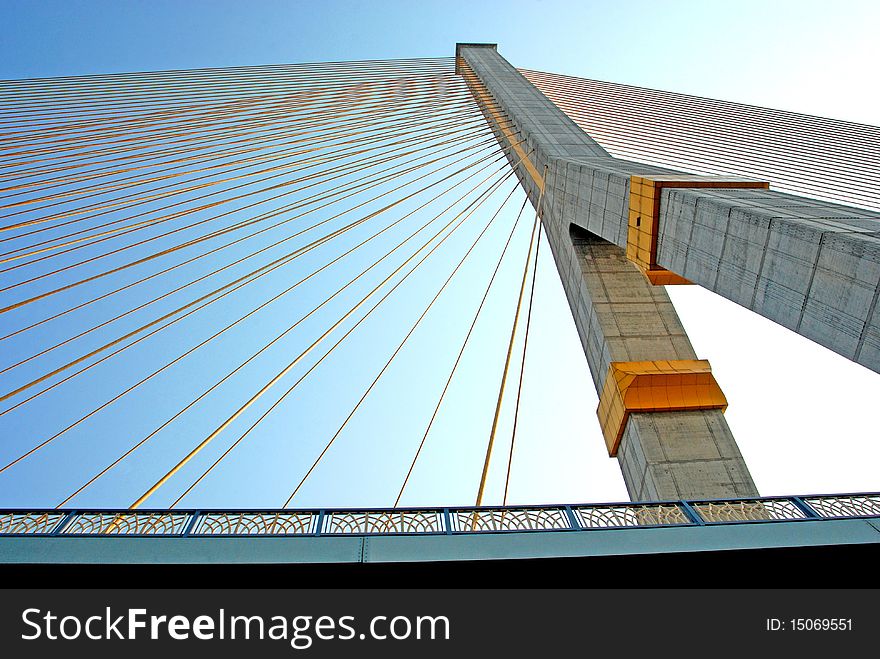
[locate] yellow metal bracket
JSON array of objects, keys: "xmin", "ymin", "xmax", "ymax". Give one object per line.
[
  {"xmin": 597, "ymin": 359, "xmax": 728, "ymax": 457},
  {"xmin": 627, "ymin": 175, "xmax": 769, "ymax": 285}
]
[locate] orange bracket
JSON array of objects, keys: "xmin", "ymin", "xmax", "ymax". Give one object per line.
[
  {"xmin": 627, "ymin": 175, "xmax": 769, "ymax": 285},
  {"xmin": 597, "ymin": 360, "xmax": 728, "ymax": 457}
]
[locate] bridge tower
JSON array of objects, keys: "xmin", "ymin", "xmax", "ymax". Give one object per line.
[
  {"xmin": 457, "ymin": 43, "xmax": 880, "ymax": 501},
  {"xmin": 457, "ymin": 43, "xmax": 756, "ymax": 500}
]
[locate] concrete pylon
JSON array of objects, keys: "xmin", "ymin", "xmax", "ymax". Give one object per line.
[
  {"xmin": 458, "ymin": 45, "xmax": 880, "ymax": 375},
  {"xmin": 457, "ymin": 43, "xmax": 759, "ymax": 500}
]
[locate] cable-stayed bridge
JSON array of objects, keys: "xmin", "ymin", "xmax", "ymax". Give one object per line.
[{"xmin": 0, "ymin": 44, "xmax": 878, "ymax": 566}]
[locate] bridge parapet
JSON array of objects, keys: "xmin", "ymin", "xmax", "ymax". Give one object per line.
[{"xmin": 3, "ymin": 492, "xmax": 878, "ymax": 537}]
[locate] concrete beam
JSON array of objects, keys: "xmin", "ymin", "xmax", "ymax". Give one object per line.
[{"xmin": 656, "ymin": 186, "xmax": 880, "ymax": 370}]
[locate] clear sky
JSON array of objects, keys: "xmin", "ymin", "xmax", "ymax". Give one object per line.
[{"xmin": 0, "ymin": 0, "xmax": 878, "ymax": 509}]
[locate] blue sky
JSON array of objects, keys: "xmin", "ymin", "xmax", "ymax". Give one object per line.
[
  {"xmin": 3, "ymin": 0, "xmax": 878, "ymax": 124},
  {"xmin": 0, "ymin": 0, "xmax": 878, "ymax": 509}
]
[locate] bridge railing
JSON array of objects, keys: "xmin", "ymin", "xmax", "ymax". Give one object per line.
[{"xmin": 1, "ymin": 493, "xmax": 878, "ymax": 537}]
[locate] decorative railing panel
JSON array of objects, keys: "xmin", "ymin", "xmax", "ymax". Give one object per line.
[
  {"xmin": 192, "ymin": 511, "xmax": 316, "ymax": 536},
  {"xmin": 575, "ymin": 504, "xmax": 689, "ymax": 528},
  {"xmin": 0, "ymin": 512, "xmax": 67, "ymax": 535},
  {"xmin": 323, "ymin": 510, "xmax": 443, "ymax": 534},
  {"xmin": 692, "ymin": 499, "xmax": 806, "ymax": 523},
  {"xmin": 804, "ymin": 494, "xmax": 880, "ymax": 519},
  {"xmin": 60, "ymin": 512, "xmax": 190, "ymax": 535},
  {"xmin": 451, "ymin": 507, "xmax": 569, "ymax": 532}
]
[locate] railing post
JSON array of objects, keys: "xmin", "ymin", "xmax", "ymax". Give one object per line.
[
  {"xmin": 789, "ymin": 497, "xmax": 821, "ymax": 519},
  {"xmin": 563, "ymin": 505, "xmax": 581, "ymax": 530},
  {"xmin": 314, "ymin": 510, "xmax": 325, "ymax": 536},
  {"xmin": 182, "ymin": 511, "xmax": 201, "ymax": 537},
  {"xmin": 443, "ymin": 508, "xmax": 452, "ymax": 534},
  {"xmin": 51, "ymin": 511, "xmax": 76, "ymax": 536},
  {"xmin": 678, "ymin": 501, "xmax": 705, "ymax": 525}
]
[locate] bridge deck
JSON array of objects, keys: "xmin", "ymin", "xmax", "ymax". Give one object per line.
[{"xmin": 2, "ymin": 493, "xmax": 877, "ymax": 564}]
